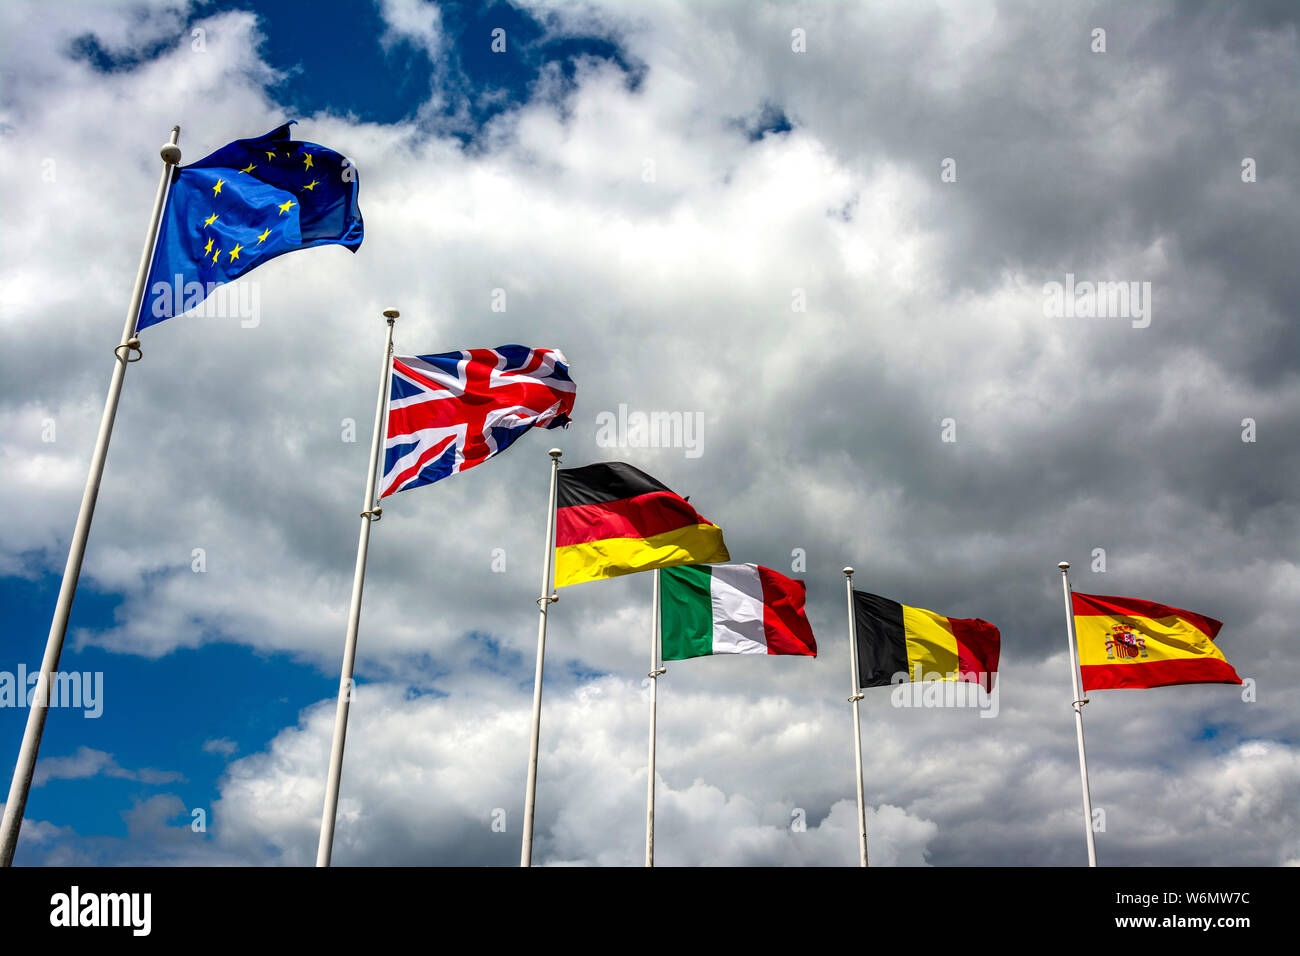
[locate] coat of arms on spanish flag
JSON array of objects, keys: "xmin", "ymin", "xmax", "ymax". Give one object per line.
[{"xmin": 1072, "ymin": 592, "xmax": 1241, "ymax": 691}]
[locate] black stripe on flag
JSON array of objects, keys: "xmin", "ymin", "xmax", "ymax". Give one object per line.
[
  {"xmin": 853, "ymin": 590, "xmax": 908, "ymax": 688},
  {"xmin": 557, "ymin": 461, "xmax": 675, "ymax": 508}
]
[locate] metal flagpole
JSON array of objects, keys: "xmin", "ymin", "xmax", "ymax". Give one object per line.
[
  {"xmin": 645, "ymin": 568, "xmax": 664, "ymax": 867},
  {"xmin": 1058, "ymin": 561, "xmax": 1098, "ymax": 867},
  {"xmin": 520, "ymin": 447, "xmax": 562, "ymax": 867},
  {"xmin": 843, "ymin": 567, "xmax": 869, "ymax": 867},
  {"xmin": 0, "ymin": 126, "xmax": 182, "ymax": 867},
  {"xmin": 315, "ymin": 308, "xmax": 398, "ymax": 867}
]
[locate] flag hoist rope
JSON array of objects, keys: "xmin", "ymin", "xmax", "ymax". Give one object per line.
[
  {"xmin": 645, "ymin": 568, "xmax": 664, "ymax": 867},
  {"xmin": 0, "ymin": 126, "xmax": 182, "ymax": 867},
  {"xmin": 843, "ymin": 567, "xmax": 869, "ymax": 867},
  {"xmin": 1058, "ymin": 560, "xmax": 1098, "ymax": 867},
  {"xmin": 520, "ymin": 448, "xmax": 562, "ymax": 866},
  {"xmin": 315, "ymin": 309, "xmax": 398, "ymax": 867}
]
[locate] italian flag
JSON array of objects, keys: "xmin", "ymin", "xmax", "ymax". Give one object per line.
[{"xmin": 660, "ymin": 563, "xmax": 817, "ymax": 660}]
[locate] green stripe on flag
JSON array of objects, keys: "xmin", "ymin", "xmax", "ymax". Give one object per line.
[{"xmin": 660, "ymin": 564, "xmax": 715, "ymax": 660}]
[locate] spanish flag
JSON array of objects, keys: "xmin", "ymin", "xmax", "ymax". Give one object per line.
[
  {"xmin": 554, "ymin": 462, "xmax": 729, "ymax": 588},
  {"xmin": 1073, "ymin": 592, "xmax": 1241, "ymax": 691},
  {"xmin": 852, "ymin": 590, "xmax": 1000, "ymax": 691}
]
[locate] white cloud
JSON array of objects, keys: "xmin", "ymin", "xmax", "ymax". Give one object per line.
[
  {"xmin": 376, "ymin": 0, "xmax": 443, "ymax": 57},
  {"xmin": 202, "ymin": 737, "xmax": 239, "ymax": 757},
  {"xmin": 32, "ymin": 746, "xmax": 183, "ymax": 787},
  {"xmin": 212, "ymin": 676, "xmax": 941, "ymax": 866}
]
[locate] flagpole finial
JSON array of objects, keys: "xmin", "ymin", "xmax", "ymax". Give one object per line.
[
  {"xmin": 549, "ymin": 448, "xmax": 562, "ymax": 459},
  {"xmin": 1058, "ymin": 561, "xmax": 1070, "ymax": 571},
  {"xmin": 842, "ymin": 566, "xmax": 854, "ymax": 576},
  {"xmin": 383, "ymin": 308, "xmax": 399, "ymax": 322}
]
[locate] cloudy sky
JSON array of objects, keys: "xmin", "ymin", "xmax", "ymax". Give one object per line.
[{"xmin": 0, "ymin": 0, "xmax": 1296, "ymax": 867}]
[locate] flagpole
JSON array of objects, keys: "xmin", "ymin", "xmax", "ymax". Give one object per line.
[
  {"xmin": 645, "ymin": 568, "xmax": 664, "ymax": 867},
  {"xmin": 843, "ymin": 567, "xmax": 869, "ymax": 867},
  {"xmin": 0, "ymin": 127, "xmax": 182, "ymax": 867},
  {"xmin": 1058, "ymin": 561, "xmax": 1098, "ymax": 866},
  {"xmin": 315, "ymin": 308, "xmax": 398, "ymax": 868},
  {"xmin": 520, "ymin": 447, "xmax": 562, "ymax": 867}
]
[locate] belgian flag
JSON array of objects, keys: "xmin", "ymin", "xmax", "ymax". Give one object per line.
[
  {"xmin": 852, "ymin": 590, "xmax": 1001, "ymax": 691},
  {"xmin": 554, "ymin": 462, "xmax": 729, "ymax": 588},
  {"xmin": 1073, "ymin": 592, "xmax": 1241, "ymax": 691}
]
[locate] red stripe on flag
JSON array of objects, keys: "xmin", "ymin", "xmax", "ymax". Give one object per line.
[
  {"xmin": 949, "ymin": 617, "xmax": 1000, "ymax": 691},
  {"xmin": 1071, "ymin": 592, "xmax": 1222, "ymax": 640},
  {"xmin": 1081, "ymin": 657, "xmax": 1242, "ymax": 691},
  {"xmin": 555, "ymin": 491, "xmax": 705, "ymax": 547},
  {"xmin": 757, "ymin": 567, "xmax": 817, "ymax": 657}
]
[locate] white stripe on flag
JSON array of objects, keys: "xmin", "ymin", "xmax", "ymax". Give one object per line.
[{"xmin": 709, "ymin": 563, "xmax": 767, "ymax": 654}]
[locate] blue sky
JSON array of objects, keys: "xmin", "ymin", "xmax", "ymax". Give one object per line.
[
  {"xmin": 1, "ymin": 0, "xmax": 1297, "ymax": 867},
  {"xmin": 123, "ymin": 0, "xmax": 636, "ymax": 131},
  {"xmin": 1, "ymin": 541, "xmax": 338, "ymax": 853}
]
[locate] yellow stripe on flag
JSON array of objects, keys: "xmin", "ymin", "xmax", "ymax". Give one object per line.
[
  {"xmin": 554, "ymin": 523, "xmax": 729, "ymax": 588},
  {"xmin": 1075, "ymin": 613, "xmax": 1229, "ymax": 666},
  {"xmin": 901, "ymin": 605, "xmax": 960, "ymax": 681}
]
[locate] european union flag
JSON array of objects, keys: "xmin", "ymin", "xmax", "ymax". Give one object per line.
[{"xmin": 139, "ymin": 123, "xmax": 363, "ymax": 330}]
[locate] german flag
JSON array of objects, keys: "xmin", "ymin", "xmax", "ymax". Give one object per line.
[
  {"xmin": 852, "ymin": 591, "xmax": 1000, "ymax": 691},
  {"xmin": 1073, "ymin": 592, "xmax": 1241, "ymax": 691},
  {"xmin": 554, "ymin": 462, "xmax": 729, "ymax": 588}
]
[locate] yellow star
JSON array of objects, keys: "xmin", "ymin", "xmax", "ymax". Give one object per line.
[
  {"xmin": 277, "ymin": 198, "xmax": 296, "ymax": 215},
  {"xmin": 256, "ymin": 227, "xmax": 271, "ymax": 244},
  {"xmin": 303, "ymin": 179, "xmax": 319, "ymax": 191},
  {"xmin": 239, "ymin": 162, "xmax": 256, "ymax": 174},
  {"xmin": 204, "ymin": 237, "xmax": 213, "ymax": 255},
  {"xmin": 203, "ymin": 213, "xmax": 219, "ymax": 227},
  {"xmin": 228, "ymin": 243, "xmax": 243, "ymax": 262},
  {"xmin": 211, "ymin": 247, "xmax": 221, "ymax": 265},
  {"xmin": 213, "ymin": 178, "xmax": 225, "ymax": 196},
  {"xmin": 265, "ymin": 150, "xmax": 276, "ymax": 161},
  {"xmin": 303, "ymin": 153, "xmax": 314, "ymax": 170}
]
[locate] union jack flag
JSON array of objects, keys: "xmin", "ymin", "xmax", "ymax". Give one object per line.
[{"xmin": 380, "ymin": 346, "xmax": 575, "ymax": 497}]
